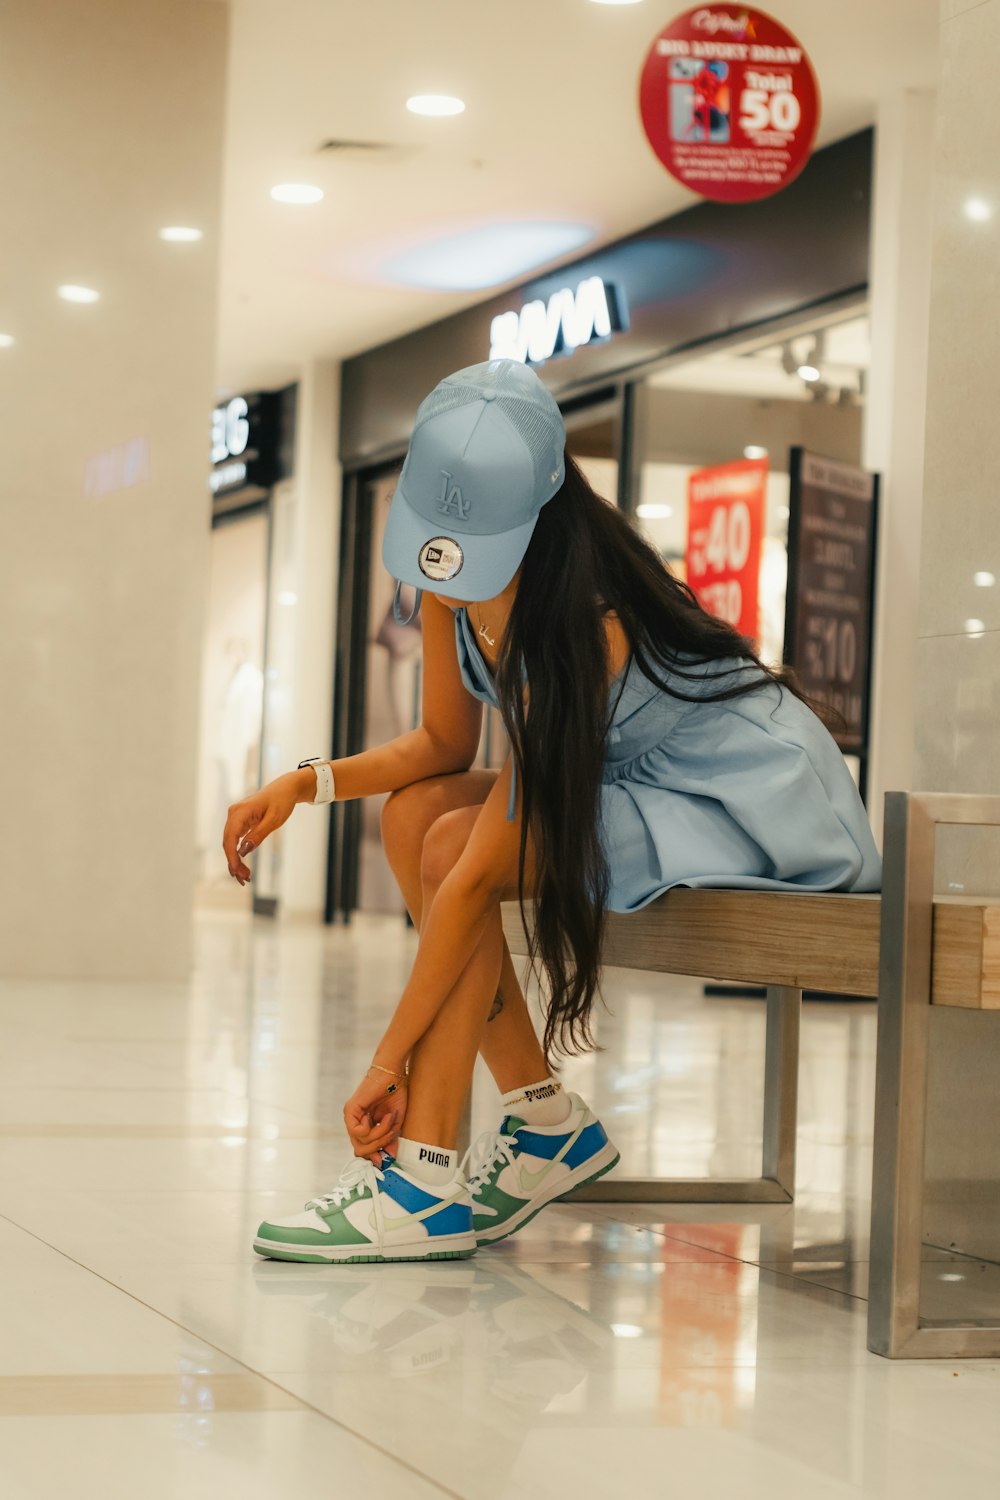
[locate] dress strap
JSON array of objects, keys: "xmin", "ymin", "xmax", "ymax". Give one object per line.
[
  {"xmin": 392, "ymin": 581, "xmax": 422, "ymax": 626},
  {"xmin": 506, "ymin": 760, "xmax": 518, "ymax": 823}
]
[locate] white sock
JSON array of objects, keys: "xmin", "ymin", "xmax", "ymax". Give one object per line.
[
  {"xmin": 395, "ymin": 1136, "xmax": 458, "ymax": 1187},
  {"xmin": 501, "ymin": 1077, "xmax": 573, "ymax": 1127}
]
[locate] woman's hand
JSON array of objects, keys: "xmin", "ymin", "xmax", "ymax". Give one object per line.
[
  {"xmin": 222, "ymin": 770, "xmax": 306, "ymax": 885},
  {"xmin": 344, "ymin": 1070, "xmax": 408, "ymax": 1161}
]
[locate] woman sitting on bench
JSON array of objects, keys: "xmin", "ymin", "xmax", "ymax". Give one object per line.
[{"xmin": 223, "ymin": 359, "xmax": 881, "ymax": 1266}]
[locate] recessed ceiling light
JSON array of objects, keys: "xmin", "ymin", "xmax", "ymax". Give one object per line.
[
  {"xmin": 744, "ymin": 445, "xmax": 768, "ymax": 459},
  {"xmin": 964, "ymin": 618, "xmax": 986, "ymax": 637},
  {"xmin": 0, "ymin": 333, "xmax": 15, "ymax": 348},
  {"xmin": 58, "ymin": 284, "xmax": 100, "ymax": 303},
  {"xmin": 406, "ymin": 94, "xmax": 465, "ymax": 117},
  {"xmin": 964, "ymin": 196, "xmax": 993, "ymax": 223},
  {"xmin": 973, "ymin": 571, "xmax": 996, "ymax": 587},
  {"xmin": 636, "ymin": 503, "xmax": 673, "ymax": 520},
  {"xmin": 383, "ymin": 221, "xmax": 594, "ymax": 291},
  {"xmin": 610, "ymin": 1323, "xmax": 644, "ymax": 1338},
  {"xmin": 270, "ymin": 183, "xmax": 324, "ymax": 204},
  {"xmin": 160, "ymin": 226, "xmax": 203, "ymax": 242},
  {"xmin": 797, "ymin": 364, "xmax": 820, "ymax": 382},
  {"xmin": 277, "ymin": 590, "xmax": 298, "ymax": 607}
]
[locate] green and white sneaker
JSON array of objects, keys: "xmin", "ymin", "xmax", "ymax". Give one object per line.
[
  {"xmin": 464, "ymin": 1093, "xmax": 620, "ymax": 1246},
  {"xmin": 254, "ymin": 1155, "xmax": 476, "ymax": 1264}
]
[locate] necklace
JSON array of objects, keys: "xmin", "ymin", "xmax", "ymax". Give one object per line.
[{"xmin": 474, "ymin": 603, "xmax": 496, "ymax": 649}]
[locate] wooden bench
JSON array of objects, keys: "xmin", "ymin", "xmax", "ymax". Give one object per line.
[{"xmin": 502, "ymin": 791, "xmax": 1000, "ymax": 1360}]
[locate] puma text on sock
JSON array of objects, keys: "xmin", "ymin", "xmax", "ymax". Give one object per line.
[
  {"xmin": 395, "ymin": 1136, "xmax": 459, "ymax": 1186},
  {"xmin": 500, "ymin": 1077, "xmax": 572, "ymax": 1126}
]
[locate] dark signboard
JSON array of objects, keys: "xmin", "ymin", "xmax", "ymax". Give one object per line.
[
  {"xmin": 784, "ymin": 448, "xmax": 879, "ymax": 765},
  {"xmin": 209, "ymin": 390, "xmax": 281, "ymax": 504}
]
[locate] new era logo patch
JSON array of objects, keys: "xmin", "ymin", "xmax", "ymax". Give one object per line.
[{"xmin": 418, "ymin": 536, "xmax": 464, "ymax": 582}]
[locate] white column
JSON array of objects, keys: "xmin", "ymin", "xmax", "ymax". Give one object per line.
[
  {"xmin": 913, "ymin": 0, "xmax": 1000, "ymax": 1260},
  {"xmin": 862, "ymin": 89, "xmax": 937, "ymax": 841},
  {"xmin": 0, "ymin": 0, "xmax": 227, "ymax": 980}
]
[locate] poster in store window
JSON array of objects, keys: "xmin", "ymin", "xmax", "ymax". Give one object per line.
[
  {"xmin": 639, "ymin": 6, "xmax": 821, "ymax": 204},
  {"xmin": 784, "ymin": 448, "xmax": 879, "ymax": 756},
  {"xmin": 685, "ymin": 457, "xmax": 767, "ymax": 642}
]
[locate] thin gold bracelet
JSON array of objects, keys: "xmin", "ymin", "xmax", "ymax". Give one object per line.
[
  {"xmin": 368, "ymin": 1062, "xmax": 408, "ymax": 1081},
  {"xmin": 502, "ymin": 1081, "xmax": 563, "ymax": 1110}
]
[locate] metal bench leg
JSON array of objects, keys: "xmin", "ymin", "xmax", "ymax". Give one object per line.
[
  {"xmin": 868, "ymin": 791, "xmax": 1000, "ymax": 1358},
  {"xmin": 868, "ymin": 792, "xmax": 933, "ymax": 1357},
  {"xmin": 568, "ymin": 983, "xmax": 800, "ymax": 1205},
  {"xmin": 762, "ymin": 984, "xmax": 801, "ymax": 1199}
]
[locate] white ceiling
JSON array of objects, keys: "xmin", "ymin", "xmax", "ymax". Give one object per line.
[{"xmin": 215, "ymin": 0, "xmax": 939, "ymax": 393}]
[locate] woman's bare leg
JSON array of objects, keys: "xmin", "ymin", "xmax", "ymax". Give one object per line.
[
  {"xmin": 476, "ymin": 943, "xmax": 550, "ymax": 1093},
  {"xmin": 380, "ymin": 780, "xmax": 548, "ymax": 1121},
  {"xmin": 398, "ymin": 806, "xmax": 507, "ymax": 1145}
]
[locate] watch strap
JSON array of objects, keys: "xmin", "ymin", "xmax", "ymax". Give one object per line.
[{"xmin": 297, "ymin": 758, "xmax": 336, "ymax": 806}]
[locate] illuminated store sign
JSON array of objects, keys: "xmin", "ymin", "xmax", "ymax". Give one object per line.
[
  {"xmin": 209, "ymin": 460, "xmax": 248, "ymax": 494},
  {"xmin": 211, "ymin": 397, "xmax": 250, "ymax": 464},
  {"xmin": 209, "ymin": 391, "xmax": 279, "ymax": 499},
  {"xmin": 489, "ymin": 276, "xmax": 628, "ymax": 365}
]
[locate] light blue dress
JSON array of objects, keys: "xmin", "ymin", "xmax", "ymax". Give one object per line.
[{"xmin": 454, "ymin": 608, "xmax": 881, "ymax": 912}]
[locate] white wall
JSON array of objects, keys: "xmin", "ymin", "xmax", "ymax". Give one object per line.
[{"xmin": 0, "ymin": 0, "xmax": 228, "ymax": 979}]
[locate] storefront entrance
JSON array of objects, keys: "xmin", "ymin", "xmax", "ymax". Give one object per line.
[{"xmin": 330, "ymin": 132, "xmax": 876, "ymax": 919}]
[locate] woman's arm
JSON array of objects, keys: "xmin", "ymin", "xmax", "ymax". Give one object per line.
[
  {"xmin": 313, "ymin": 592, "xmax": 483, "ymax": 800},
  {"xmin": 223, "ymin": 594, "xmax": 482, "ymax": 881},
  {"xmin": 371, "ymin": 757, "xmax": 526, "ymax": 1071}
]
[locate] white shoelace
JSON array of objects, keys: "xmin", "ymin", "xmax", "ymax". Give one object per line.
[
  {"xmin": 462, "ymin": 1129, "xmax": 518, "ymax": 1194},
  {"xmin": 306, "ymin": 1158, "xmax": 387, "ymax": 1242}
]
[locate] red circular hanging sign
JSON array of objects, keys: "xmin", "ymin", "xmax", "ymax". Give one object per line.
[{"xmin": 639, "ymin": 6, "xmax": 820, "ymax": 204}]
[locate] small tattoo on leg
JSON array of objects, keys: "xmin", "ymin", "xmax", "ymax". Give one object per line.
[{"xmin": 487, "ymin": 991, "xmax": 504, "ymax": 1022}]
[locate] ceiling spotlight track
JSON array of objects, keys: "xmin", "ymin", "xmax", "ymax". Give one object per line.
[{"xmin": 317, "ymin": 138, "xmax": 392, "ymax": 155}]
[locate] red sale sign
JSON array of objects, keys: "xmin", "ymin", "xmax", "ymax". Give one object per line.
[
  {"xmin": 685, "ymin": 458, "xmax": 767, "ymax": 641},
  {"xmin": 639, "ymin": 6, "xmax": 820, "ymax": 203}
]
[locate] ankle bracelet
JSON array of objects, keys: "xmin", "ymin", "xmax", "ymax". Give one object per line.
[{"xmin": 502, "ymin": 1080, "xmax": 563, "ymax": 1110}]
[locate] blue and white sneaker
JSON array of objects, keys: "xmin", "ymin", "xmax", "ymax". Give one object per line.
[
  {"xmin": 253, "ymin": 1155, "xmax": 476, "ymax": 1263},
  {"xmin": 464, "ymin": 1093, "xmax": 620, "ymax": 1246}
]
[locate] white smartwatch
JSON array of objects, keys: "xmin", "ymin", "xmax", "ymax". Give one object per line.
[{"xmin": 297, "ymin": 757, "xmax": 336, "ymax": 806}]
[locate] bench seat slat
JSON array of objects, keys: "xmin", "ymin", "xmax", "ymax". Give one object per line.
[{"xmin": 501, "ymin": 890, "xmax": 1000, "ymax": 1007}]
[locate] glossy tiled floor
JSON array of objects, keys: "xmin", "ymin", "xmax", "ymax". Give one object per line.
[{"xmin": 1, "ymin": 912, "xmax": 998, "ymax": 1500}]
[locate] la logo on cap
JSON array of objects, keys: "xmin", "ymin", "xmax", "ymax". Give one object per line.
[{"xmin": 437, "ymin": 469, "xmax": 470, "ymax": 521}]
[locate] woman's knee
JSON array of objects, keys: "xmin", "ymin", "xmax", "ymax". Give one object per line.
[
  {"xmin": 380, "ymin": 782, "xmax": 440, "ymax": 868},
  {"xmin": 381, "ymin": 772, "xmax": 493, "ymax": 871},
  {"xmin": 420, "ymin": 807, "xmax": 477, "ymax": 890}
]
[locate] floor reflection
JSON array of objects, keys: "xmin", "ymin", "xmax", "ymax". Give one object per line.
[{"xmin": 0, "ymin": 912, "xmax": 998, "ymax": 1499}]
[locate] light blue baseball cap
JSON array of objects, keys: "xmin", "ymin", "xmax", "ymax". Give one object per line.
[{"xmin": 382, "ymin": 359, "xmax": 566, "ymax": 608}]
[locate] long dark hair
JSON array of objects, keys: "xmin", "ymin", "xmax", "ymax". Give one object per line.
[{"xmin": 493, "ymin": 454, "xmax": 821, "ymax": 1062}]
